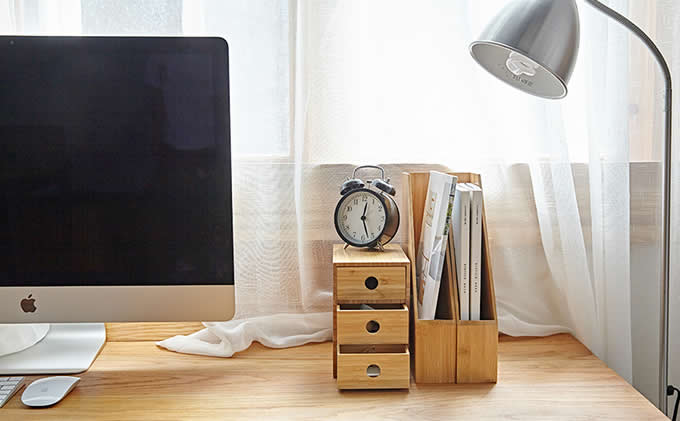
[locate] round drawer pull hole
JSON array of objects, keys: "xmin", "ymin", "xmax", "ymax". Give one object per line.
[
  {"xmin": 364, "ymin": 276, "xmax": 379, "ymax": 290},
  {"xmin": 366, "ymin": 364, "xmax": 381, "ymax": 378},
  {"xmin": 366, "ymin": 320, "xmax": 380, "ymax": 333}
]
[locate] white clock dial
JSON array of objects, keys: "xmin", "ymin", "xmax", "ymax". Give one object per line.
[{"xmin": 336, "ymin": 190, "xmax": 386, "ymax": 246}]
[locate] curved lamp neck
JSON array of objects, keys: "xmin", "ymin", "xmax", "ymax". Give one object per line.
[{"xmin": 584, "ymin": 0, "xmax": 671, "ymax": 85}]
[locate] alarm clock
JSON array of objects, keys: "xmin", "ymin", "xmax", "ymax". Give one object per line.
[{"xmin": 334, "ymin": 165, "xmax": 400, "ymax": 250}]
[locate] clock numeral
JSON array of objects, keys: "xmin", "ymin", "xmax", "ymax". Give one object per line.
[
  {"xmin": 347, "ymin": 205, "xmax": 352, "ymax": 212},
  {"xmin": 343, "ymin": 215, "xmax": 347, "ymax": 220},
  {"xmin": 371, "ymin": 233, "xmax": 375, "ymax": 238},
  {"xmin": 361, "ymin": 234, "xmax": 365, "ymax": 241},
  {"xmin": 352, "ymin": 232, "xmax": 357, "ymax": 237},
  {"xmin": 380, "ymin": 216, "xmax": 384, "ymax": 222},
  {"xmin": 362, "ymin": 195, "xmax": 367, "ymax": 202},
  {"xmin": 354, "ymin": 199, "xmax": 359, "ymax": 205},
  {"xmin": 372, "ymin": 198, "xmax": 375, "ymax": 204}
]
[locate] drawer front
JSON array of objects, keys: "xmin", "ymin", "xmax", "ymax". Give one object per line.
[
  {"xmin": 337, "ymin": 345, "xmax": 410, "ymax": 389},
  {"xmin": 337, "ymin": 304, "xmax": 408, "ymax": 344},
  {"xmin": 336, "ymin": 266, "xmax": 406, "ymax": 302}
]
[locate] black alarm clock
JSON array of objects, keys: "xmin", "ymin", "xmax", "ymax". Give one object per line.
[{"xmin": 334, "ymin": 165, "xmax": 399, "ymax": 250}]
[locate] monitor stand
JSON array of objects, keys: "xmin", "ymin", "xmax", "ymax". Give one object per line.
[{"xmin": 0, "ymin": 324, "xmax": 106, "ymax": 375}]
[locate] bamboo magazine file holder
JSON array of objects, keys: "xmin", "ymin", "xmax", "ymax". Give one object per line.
[{"xmin": 403, "ymin": 171, "xmax": 498, "ymax": 384}]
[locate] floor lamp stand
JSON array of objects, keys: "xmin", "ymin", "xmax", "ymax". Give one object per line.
[{"xmin": 585, "ymin": 0, "xmax": 672, "ymax": 413}]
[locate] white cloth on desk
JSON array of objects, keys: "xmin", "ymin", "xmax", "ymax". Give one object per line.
[{"xmin": 156, "ymin": 312, "xmax": 332, "ymax": 357}]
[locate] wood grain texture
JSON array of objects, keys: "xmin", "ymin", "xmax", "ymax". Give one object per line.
[
  {"xmin": 405, "ymin": 171, "xmax": 458, "ymax": 383},
  {"xmin": 332, "ymin": 244, "xmax": 410, "ymax": 388},
  {"xmin": 402, "ymin": 171, "xmax": 424, "ymax": 321},
  {"xmin": 1, "ymin": 334, "xmax": 665, "ymax": 420},
  {"xmin": 404, "ymin": 171, "xmax": 498, "ymax": 384},
  {"xmin": 332, "ymin": 244, "xmax": 410, "ymax": 266},
  {"xmin": 337, "ymin": 304, "xmax": 408, "ymax": 344},
  {"xmin": 105, "ymin": 322, "xmax": 205, "ymax": 342},
  {"xmin": 456, "ymin": 321, "xmax": 499, "ymax": 383},
  {"xmin": 410, "ymin": 256, "xmax": 457, "ymax": 383},
  {"xmin": 333, "ymin": 262, "xmax": 338, "ymax": 378},
  {"xmin": 413, "ymin": 318, "xmax": 457, "ymax": 383},
  {"xmin": 337, "ymin": 344, "xmax": 410, "ymax": 389},
  {"xmin": 336, "ymin": 266, "xmax": 407, "ymax": 303}
]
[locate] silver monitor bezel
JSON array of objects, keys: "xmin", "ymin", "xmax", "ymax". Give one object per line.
[{"xmin": 1, "ymin": 285, "xmax": 235, "ymax": 322}]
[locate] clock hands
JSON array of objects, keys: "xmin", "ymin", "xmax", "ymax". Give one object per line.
[{"xmin": 361, "ymin": 202, "xmax": 369, "ymax": 238}]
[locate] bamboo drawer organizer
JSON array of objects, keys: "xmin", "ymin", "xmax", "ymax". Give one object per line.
[
  {"xmin": 332, "ymin": 244, "xmax": 411, "ymax": 389},
  {"xmin": 403, "ymin": 171, "xmax": 498, "ymax": 384}
]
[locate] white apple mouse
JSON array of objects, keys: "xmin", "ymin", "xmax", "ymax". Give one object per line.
[{"xmin": 21, "ymin": 376, "xmax": 80, "ymax": 407}]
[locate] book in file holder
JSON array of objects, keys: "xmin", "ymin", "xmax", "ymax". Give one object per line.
[{"xmin": 402, "ymin": 171, "xmax": 498, "ymax": 384}]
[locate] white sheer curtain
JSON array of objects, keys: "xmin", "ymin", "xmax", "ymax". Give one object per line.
[
  {"xmin": 290, "ymin": 0, "xmax": 640, "ymax": 379},
  {"xmin": 2, "ymin": 0, "xmax": 677, "ymax": 408}
]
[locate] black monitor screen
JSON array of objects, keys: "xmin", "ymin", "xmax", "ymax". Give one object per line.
[{"xmin": 0, "ymin": 37, "xmax": 233, "ymax": 287}]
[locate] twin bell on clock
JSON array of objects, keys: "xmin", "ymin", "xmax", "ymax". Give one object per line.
[{"xmin": 334, "ymin": 165, "xmax": 399, "ymax": 251}]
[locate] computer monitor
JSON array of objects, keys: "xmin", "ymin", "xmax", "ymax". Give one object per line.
[{"xmin": 0, "ymin": 36, "xmax": 235, "ymax": 373}]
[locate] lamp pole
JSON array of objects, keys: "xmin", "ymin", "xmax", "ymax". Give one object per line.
[
  {"xmin": 469, "ymin": 0, "xmax": 672, "ymax": 413},
  {"xmin": 583, "ymin": 0, "xmax": 672, "ymax": 413}
]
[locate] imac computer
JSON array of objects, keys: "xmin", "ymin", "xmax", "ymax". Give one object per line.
[{"xmin": 0, "ymin": 36, "xmax": 235, "ymax": 374}]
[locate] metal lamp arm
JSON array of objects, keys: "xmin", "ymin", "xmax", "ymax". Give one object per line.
[
  {"xmin": 584, "ymin": 0, "xmax": 673, "ymax": 412},
  {"xmin": 584, "ymin": 0, "xmax": 671, "ymax": 83}
]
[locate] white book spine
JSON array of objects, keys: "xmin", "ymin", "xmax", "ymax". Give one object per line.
[
  {"xmin": 466, "ymin": 183, "xmax": 483, "ymax": 321},
  {"xmin": 452, "ymin": 185, "xmax": 470, "ymax": 321}
]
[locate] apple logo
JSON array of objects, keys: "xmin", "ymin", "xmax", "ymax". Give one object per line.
[{"xmin": 20, "ymin": 294, "xmax": 37, "ymax": 313}]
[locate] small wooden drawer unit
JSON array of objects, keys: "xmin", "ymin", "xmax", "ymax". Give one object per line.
[{"xmin": 333, "ymin": 244, "xmax": 411, "ymax": 390}]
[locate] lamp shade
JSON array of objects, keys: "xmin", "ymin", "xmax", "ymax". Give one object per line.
[{"xmin": 469, "ymin": 0, "xmax": 580, "ymax": 99}]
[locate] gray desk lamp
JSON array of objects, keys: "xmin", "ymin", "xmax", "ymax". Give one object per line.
[{"xmin": 469, "ymin": 0, "xmax": 672, "ymax": 412}]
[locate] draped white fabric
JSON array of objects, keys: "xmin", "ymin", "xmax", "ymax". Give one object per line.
[{"xmin": 1, "ymin": 0, "xmax": 678, "ymax": 408}]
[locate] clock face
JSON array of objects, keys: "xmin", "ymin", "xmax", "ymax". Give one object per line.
[{"xmin": 335, "ymin": 189, "xmax": 386, "ymax": 247}]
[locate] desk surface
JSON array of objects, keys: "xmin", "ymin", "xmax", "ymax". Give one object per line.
[{"xmin": 2, "ymin": 329, "xmax": 665, "ymax": 420}]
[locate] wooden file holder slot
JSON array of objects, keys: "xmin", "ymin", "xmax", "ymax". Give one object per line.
[{"xmin": 403, "ymin": 171, "xmax": 498, "ymax": 384}]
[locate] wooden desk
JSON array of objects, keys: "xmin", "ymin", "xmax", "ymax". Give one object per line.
[{"xmin": 2, "ymin": 326, "xmax": 665, "ymax": 420}]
